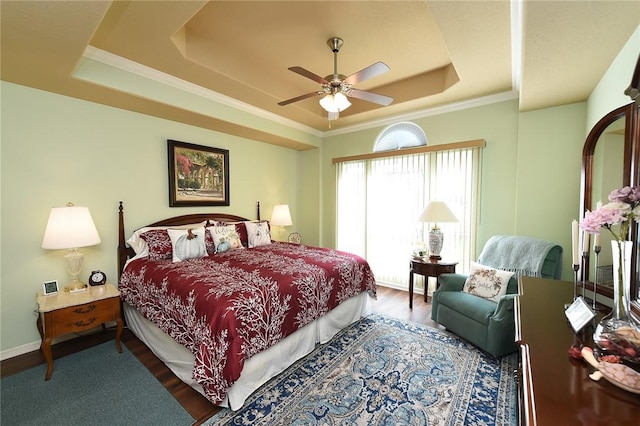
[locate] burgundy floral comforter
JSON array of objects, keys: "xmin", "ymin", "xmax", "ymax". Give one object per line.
[{"xmin": 119, "ymin": 242, "xmax": 376, "ymax": 405}]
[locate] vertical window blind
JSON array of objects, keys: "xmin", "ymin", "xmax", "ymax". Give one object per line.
[{"xmin": 335, "ymin": 141, "xmax": 483, "ymax": 289}]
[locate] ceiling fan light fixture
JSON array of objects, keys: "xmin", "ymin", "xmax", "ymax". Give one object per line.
[
  {"xmin": 334, "ymin": 92, "xmax": 351, "ymax": 110},
  {"xmin": 319, "ymin": 92, "xmax": 351, "ymax": 113},
  {"xmin": 319, "ymin": 94, "xmax": 338, "ymax": 112}
]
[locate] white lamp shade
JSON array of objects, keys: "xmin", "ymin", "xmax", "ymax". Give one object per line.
[
  {"xmin": 418, "ymin": 201, "xmax": 458, "ymax": 224},
  {"xmin": 42, "ymin": 205, "xmax": 101, "ymax": 249},
  {"xmin": 319, "ymin": 94, "xmax": 339, "ymax": 112},
  {"xmin": 319, "ymin": 93, "xmax": 351, "ymax": 113},
  {"xmin": 333, "ymin": 92, "xmax": 351, "ymax": 111},
  {"xmin": 270, "ymin": 204, "xmax": 293, "ymax": 227}
]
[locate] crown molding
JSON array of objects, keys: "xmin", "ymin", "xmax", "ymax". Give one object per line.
[
  {"xmin": 82, "ymin": 46, "xmax": 520, "ymax": 142},
  {"xmin": 322, "ymin": 91, "xmax": 519, "ymax": 137},
  {"xmin": 82, "ymin": 46, "xmax": 323, "ymax": 138}
]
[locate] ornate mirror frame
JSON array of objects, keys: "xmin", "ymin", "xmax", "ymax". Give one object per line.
[{"xmin": 580, "ymin": 54, "xmax": 640, "ymax": 307}]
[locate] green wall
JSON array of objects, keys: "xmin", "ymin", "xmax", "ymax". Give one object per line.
[
  {"xmin": 587, "ymin": 25, "xmax": 640, "ymax": 129},
  {"xmin": 515, "ymin": 102, "xmax": 587, "ymax": 244},
  {"xmin": 0, "ymin": 82, "xmax": 299, "ymax": 354},
  {"xmin": 296, "ymin": 149, "xmax": 322, "ymax": 247}
]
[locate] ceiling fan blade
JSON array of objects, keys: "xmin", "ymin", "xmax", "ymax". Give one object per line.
[
  {"xmin": 288, "ymin": 67, "xmax": 329, "ymax": 85},
  {"xmin": 343, "ymin": 61, "xmax": 390, "ymax": 85},
  {"xmin": 348, "ymin": 89, "xmax": 393, "ymax": 106},
  {"xmin": 278, "ymin": 91, "xmax": 323, "ymax": 106}
]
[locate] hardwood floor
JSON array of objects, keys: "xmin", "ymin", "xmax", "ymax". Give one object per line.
[{"xmin": 1, "ymin": 286, "xmax": 436, "ymax": 425}]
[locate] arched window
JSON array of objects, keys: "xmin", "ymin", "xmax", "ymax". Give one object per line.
[{"xmin": 373, "ymin": 122, "xmax": 427, "ymax": 152}]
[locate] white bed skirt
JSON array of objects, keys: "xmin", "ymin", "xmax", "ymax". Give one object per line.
[{"xmin": 123, "ymin": 292, "xmax": 372, "ymax": 410}]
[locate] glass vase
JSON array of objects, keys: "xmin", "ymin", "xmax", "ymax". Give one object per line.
[{"xmin": 594, "ymin": 240, "xmax": 640, "ymax": 365}]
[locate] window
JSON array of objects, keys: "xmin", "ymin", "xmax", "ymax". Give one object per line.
[
  {"xmin": 374, "ymin": 122, "xmax": 427, "ymax": 152},
  {"xmin": 335, "ymin": 140, "xmax": 483, "ymax": 289}
]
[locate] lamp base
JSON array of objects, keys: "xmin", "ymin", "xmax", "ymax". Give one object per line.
[
  {"xmin": 64, "ymin": 280, "xmax": 88, "ymax": 293},
  {"xmin": 428, "ymin": 226, "xmax": 444, "ymax": 259},
  {"xmin": 63, "ymin": 249, "xmax": 87, "ymax": 292},
  {"xmin": 429, "ymin": 255, "xmax": 442, "ymax": 261}
]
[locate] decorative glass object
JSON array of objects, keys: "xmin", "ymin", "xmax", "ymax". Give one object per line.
[{"xmin": 594, "ymin": 241, "xmax": 640, "ymax": 367}]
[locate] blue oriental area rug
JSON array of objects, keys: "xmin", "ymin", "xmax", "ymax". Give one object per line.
[{"xmin": 206, "ymin": 314, "xmax": 517, "ymax": 425}]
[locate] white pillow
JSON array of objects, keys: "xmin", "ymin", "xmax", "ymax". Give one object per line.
[
  {"xmin": 462, "ymin": 262, "xmax": 514, "ymax": 303},
  {"xmin": 245, "ymin": 221, "xmax": 271, "ymax": 248},
  {"xmin": 207, "ymin": 224, "xmax": 243, "ymax": 252},
  {"xmin": 126, "ymin": 221, "xmax": 207, "ymax": 257},
  {"xmin": 167, "ymin": 227, "xmax": 207, "ymax": 262}
]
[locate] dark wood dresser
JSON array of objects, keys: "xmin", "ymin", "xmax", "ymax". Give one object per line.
[{"xmin": 514, "ymin": 276, "xmax": 640, "ymax": 425}]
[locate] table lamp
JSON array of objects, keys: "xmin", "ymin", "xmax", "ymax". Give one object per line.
[
  {"xmin": 41, "ymin": 203, "xmax": 101, "ymax": 292},
  {"xmin": 270, "ymin": 204, "xmax": 293, "ymax": 241},
  {"xmin": 418, "ymin": 201, "xmax": 458, "ymax": 260}
]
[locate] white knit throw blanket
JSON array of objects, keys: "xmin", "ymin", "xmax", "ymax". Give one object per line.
[{"xmin": 477, "ymin": 235, "xmax": 559, "ymax": 278}]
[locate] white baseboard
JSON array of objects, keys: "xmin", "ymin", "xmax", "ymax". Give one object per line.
[
  {"xmin": 1, "ymin": 322, "xmax": 118, "ymax": 361},
  {"xmin": 1, "ymin": 340, "xmax": 41, "ymax": 361},
  {"xmin": 376, "ymin": 280, "xmax": 433, "ymax": 296}
]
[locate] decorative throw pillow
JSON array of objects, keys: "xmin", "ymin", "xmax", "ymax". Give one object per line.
[
  {"xmin": 207, "ymin": 224, "xmax": 243, "ymax": 253},
  {"xmin": 167, "ymin": 227, "xmax": 207, "ymax": 262},
  {"xmin": 462, "ymin": 262, "xmax": 514, "ymax": 303},
  {"xmin": 234, "ymin": 222, "xmax": 250, "ymax": 248},
  {"xmin": 204, "ymin": 228, "xmax": 216, "ymax": 255},
  {"xmin": 245, "ymin": 221, "xmax": 272, "ymax": 248},
  {"xmin": 126, "ymin": 221, "xmax": 207, "ymax": 257},
  {"xmin": 140, "ymin": 229, "xmax": 172, "ymax": 261}
]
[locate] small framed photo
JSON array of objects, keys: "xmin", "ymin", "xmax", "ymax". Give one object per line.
[
  {"xmin": 565, "ymin": 296, "xmax": 596, "ymax": 333},
  {"xmin": 42, "ymin": 280, "xmax": 59, "ymax": 295}
]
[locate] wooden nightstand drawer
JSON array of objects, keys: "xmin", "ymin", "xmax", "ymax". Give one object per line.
[
  {"xmin": 50, "ymin": 297, "xmax": 118, "ymax": 335},
  {"xmin": 36, "ymin": 283, "xmax": 123, "ymax": 380}
]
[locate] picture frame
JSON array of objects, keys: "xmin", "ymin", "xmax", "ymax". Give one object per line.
[
  {"xmin": 42, "ymin": 280, "xmax": 59, "ymax": 295},
  {"xmin": 168, "ymin": 140, "xmax": 230, "ymax": 207},
  {"xmin": 564, "ymin": 296, "xmax": 596, "ymax": 333}
]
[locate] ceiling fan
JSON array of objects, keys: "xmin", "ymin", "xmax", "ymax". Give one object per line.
[{"xmin": 278, "ymin": 37, "xmax": 393, "ymax": 121}]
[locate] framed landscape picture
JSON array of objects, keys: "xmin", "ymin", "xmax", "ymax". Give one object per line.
[{"xmin": 168, "ymin": 139, "xmax": 230, "ymax": 207}]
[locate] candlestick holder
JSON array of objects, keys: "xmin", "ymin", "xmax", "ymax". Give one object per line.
[
  {"xmin": 582, "ymin": 252, "xmax": 589, "ymax": 299},
  {"xmin": 592, "ymin": 245, "xmax": 601, "ymax": 310},
  {"xmin": 573, "ymin": 264, "xmax": 579, "ymax": 301}
]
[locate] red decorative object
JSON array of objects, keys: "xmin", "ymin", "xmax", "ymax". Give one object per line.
[{"xmin": 568, "ymin": 344, "xmax": 583, "ymax": 359}]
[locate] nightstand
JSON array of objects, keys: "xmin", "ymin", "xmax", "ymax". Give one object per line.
[
  {"xmin": 36, "ymin": 282, "xmax": 123, "ymax": 380},
  {"xmin": 409, "ymin": 259, "xmax": 458, "ymax": 308}
]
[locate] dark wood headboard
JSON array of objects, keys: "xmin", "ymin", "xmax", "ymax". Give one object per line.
[{"xmin": 117, "ymin": 201, "xmax": 261, "ymax": 282}]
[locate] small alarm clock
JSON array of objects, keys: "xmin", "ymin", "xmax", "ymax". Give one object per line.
[{"xmin": 89, "ymin": 270, "xmax": 107, "ymax": 286}]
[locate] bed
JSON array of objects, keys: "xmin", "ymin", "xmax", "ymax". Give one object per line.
[{"xmin": 116, "ymin": 202, "xmax": 376, "ymax": 410}]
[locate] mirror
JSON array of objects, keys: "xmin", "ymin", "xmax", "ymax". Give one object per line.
[
  {"xmin": 590, "ymin": 117, "xmax": 625, "ymax": 268},
  {"xmin": 580, "ymin": 54, "xmax": 640, "ymax": 306},
  {"xmin": 581, "ymin": 105, "xmax": 630, "ymax": 292},
  {"xmin": 580, "ymin": 101, "xmax": 639, "ymax": 303},
  {"xmin": 591, "ymin": 116, "xmax": 625, "ymax": 211},
  {"xmin": 581, "ymin": 115, "xmax": 628, "ymax": 298}
]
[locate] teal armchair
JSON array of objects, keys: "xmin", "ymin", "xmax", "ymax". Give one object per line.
[{"xmin": 430, "ymin": 235, "xmax": 563, "ymax": 357}]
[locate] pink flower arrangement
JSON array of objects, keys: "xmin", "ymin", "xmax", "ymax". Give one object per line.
[{"xmin": 580, "ymin": 186, "xmax": 640, "ymax": 242}]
